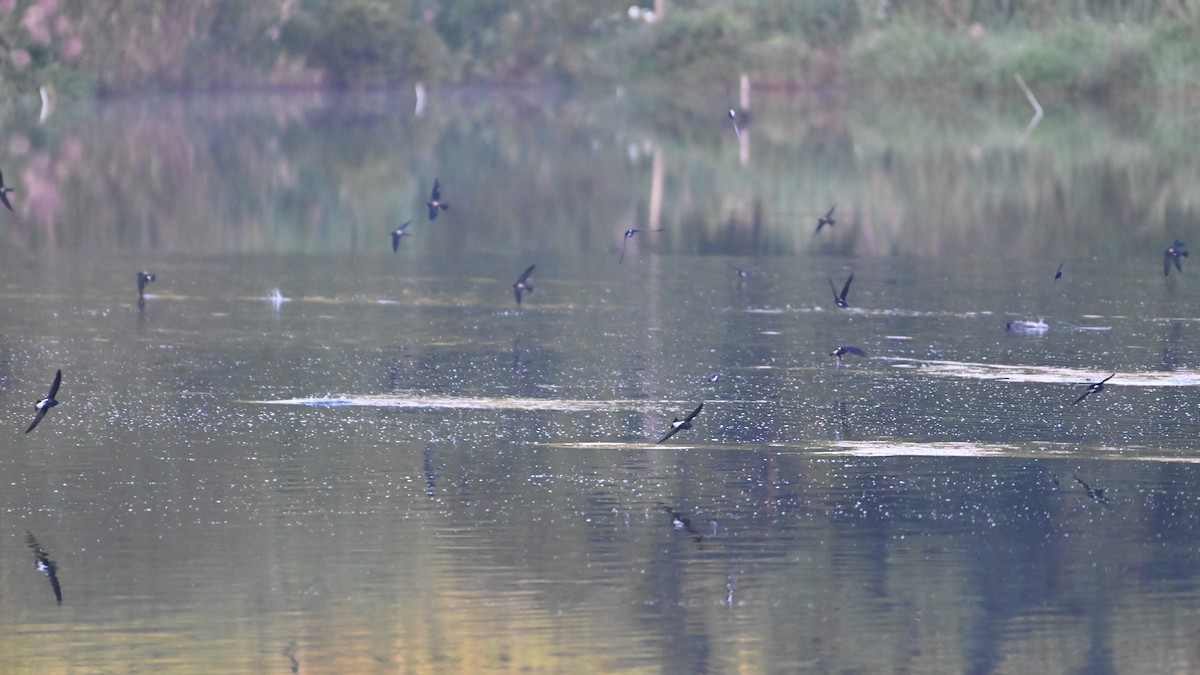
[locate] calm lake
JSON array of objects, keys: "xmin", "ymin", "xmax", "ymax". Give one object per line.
[{"xmin": 2, "ymin": 86, "xmax": 1200, "ymax": 673}]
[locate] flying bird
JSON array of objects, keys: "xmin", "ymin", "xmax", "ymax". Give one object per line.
[
  {"xmin": 618, "ymin": 228, "xmax": 660, "ymax": 263},
  {"xmin": 391, "ymin": 221, "xmax": 412, "ymax": 252},
  {"xmin": 136, "ymin": 270, "xmax": 156, "ymax": 297},
  {"xmin": 829, "ymin": 272, "xmax": 854, "ymax": 308},
  {"xmin": 657, "ymin": 402, "xmax": 703, "ymax": 444},
  {"xmin": 813, "ymin": 204, "xmax": 836, "ymax": 237},
  {"xmin": 26, "ymin": 369, "xmax": 62, "ymax": 433},
  {"xmin": 1054, "ymin": 262, "xmax": 1064, "ymax": 282},
  {"xmin": 1072, "ymin": 373, "xmax": 1114, "ymax": 405},
  {"xmin": 0, "ymin": 169, "xmax": 14, "ymax": 212},
  {"xmin": 25, "ymin": 532, "xmax": 62, "ymax": 605},
  {"xmin": 426, "ymin": 179, "xmax": 449, "ymax": 221},
  {"xmin": 727, "ymin": 108, "xmax": 741, "ymax": 140},
  {"xmin": 830, "ymin": 346, "xmax": 865, "ymax": 365},
  {"xmin": 512, "ymin": 264, "xmax": 535, "ymax": 305},
  {"xmin": 1164, "ymin": 239, "xmax": 1188, "ymax": 276},
  {"xmin": 689, "ymin": 372, "xmax": 724, "ymax": 395}
]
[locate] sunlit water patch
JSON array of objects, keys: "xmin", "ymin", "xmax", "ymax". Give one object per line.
[
  {"xmin": 801, "ymin": 440, "xmax": 1200, "ymax": 462},
  {"xmin": 258, "ymin": 395, "xmax": 704, "ymax": 412},
  {"xmin": 882, "ymin": 358, "xmax": 1200, "ymax": 386}
]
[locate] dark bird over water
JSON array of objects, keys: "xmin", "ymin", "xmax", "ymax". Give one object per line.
[
  {"xmin": 830, "ymin": 346, "xmax": 865, "ymax": 364},
  {"xmin": 813, "ymin": 204, "xmax": 836, "ymax": 237},
  {"xmin": 25, "ymin": 532, "xmax": 62, "ymax": 605},
  {"xmin": 1073, "ymin": 475, "xmax": 1110, "ymax": 505},
  {"xmin": 829, "ymin": 272, "xmax": 854, "ymax": 308},
  {"xmin": 0, "ymin": 169, "xmax": 14, "ymax": 212},
  {"xmin": 136, "ymin": 270, "xmax": 156, "ymax": 297},
  {"xmin": 512, "ymin": 264, "xmax": 535, "ymax": 305},
  {"xmin": 426, "ymin": 179, "xmax": 449, "ymax": 221},
  {"xmin": 728, "ymin": 108, "xmax": 741, "ymax": 140},
  {"xmin": 26, "ymin": 369, "xmax": 61, "ymax": 433},
  {"xmin": 1054, "ymin": 262, "xmax": 1064, "ymax": 282},
  {"xmin": 1164, "ymin": 239, "xmax": 1188, "ymax": 276},
  {"xmin": 657, "ymin": 402, "xmax": 703, "ymax": 444},
  {"xmin": 391, "ymin": 220, "xmax": 412, "ymax": 252},
  {"xmin": 1072, "ymin": 373, "xmax": 1114, "ymax": 405},
  {"xmin": 619, "ymin": 227, "xmax": 660, "ymax": 263}
]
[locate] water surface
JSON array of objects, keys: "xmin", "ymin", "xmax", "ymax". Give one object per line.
[{"xmin": 2, "ymin": 88, "xmax": 1200, "ymax": 673}]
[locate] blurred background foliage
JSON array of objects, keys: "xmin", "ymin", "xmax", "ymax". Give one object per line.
[{"xmin": 0, "ymin": 0, "xmax": 1199, "ymax": 98}]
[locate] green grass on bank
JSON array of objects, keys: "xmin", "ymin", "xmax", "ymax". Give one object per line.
[
  {"xmin": 841, "ymin": 19, "xmax": 1200, "ymax": 98},
  {"xmin": 1, "ymin": 1, "xmax": 1199, "ymax": 99}
]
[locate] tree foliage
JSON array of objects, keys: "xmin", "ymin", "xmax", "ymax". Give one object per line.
[{"xmin": 0, "ymin": 0, "xmax": 1199, "ymax": 96}]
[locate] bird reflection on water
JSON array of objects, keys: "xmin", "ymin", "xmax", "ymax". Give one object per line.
[{"xmin": 26, "ymin": 532, "xmax": 62, "ymax": 605}]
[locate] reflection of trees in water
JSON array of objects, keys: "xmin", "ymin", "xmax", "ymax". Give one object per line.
[{"xmin": 6, "ymin": 92, "xmax": 1199, "ymax": 265}]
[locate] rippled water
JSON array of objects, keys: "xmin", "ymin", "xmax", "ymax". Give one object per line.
[{"xmin": 2, "ymin": 90, "xmax": 1200, "ymax": 673}]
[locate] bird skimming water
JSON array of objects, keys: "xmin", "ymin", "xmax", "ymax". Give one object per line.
[
  {"xmin": 813, "ymin": 204, "xmax": 836, "ymax": 237},
  {"xmin": 391, "ymin": 221, "xmax": 412, "ymax": 251},
  {"xmin": 512, "ymin": 264, "xmax": 535, "ymax": 305},
  {"xmin": 26, "ymin": 369, "xmax": 61, "ymax": 433},
  {"xmin": 427, "ymin": 179, "xmax": 449, "ymax": 221},
  {"xmin": 619, "ymin": 228, "xmax": 661, "ymax": 263},
  {"xmin": 1165, "ymin": 240, "xmax": 1188, "ymax": 276},
  {"xmin": 829, "ymin": 272, "xmax": 854, "ymax": 308},
  {"xmin": 657, "ymin": 402, "xmax": 703, "ymax": 444},
  {"xmin": 1072, "ymin": 373, "xmax": 1114, "ymax": 405}
]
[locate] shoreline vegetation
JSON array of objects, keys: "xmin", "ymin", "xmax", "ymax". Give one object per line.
[{"xmin": 1, "ymin": 1, "xmax": 1199, "ymax": 102}]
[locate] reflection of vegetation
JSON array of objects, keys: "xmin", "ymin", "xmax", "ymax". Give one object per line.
[{"xmin": 3, "ymin": 89, "xmax": 1200, "ymax": 264}]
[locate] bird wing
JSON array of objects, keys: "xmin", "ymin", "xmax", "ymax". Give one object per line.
[
  {"xmin": 684, "ymin": 402, "xmax": 704, "ymax": 422},
  {"xmin": 428, "ymin": 203, "xmax": 439, "ymax": 220},
  {"xmin": 392, "ymin": 231, "xmax": 401, "ymax": 252},
  {"xmin": 26, "ymin": 408, "xmax": 47, "ymax": 433},
  {"xmin": 1174, "ymin": 253, "xmax": 1184, "ymax": 273},
  {"xmin": 513, "ymin": 286, "xmax": 522, "ymax": 305},
  {"xmin": 843, "ymin": 346, "xmax": 866, "ymax": 356},
  {"xmin": 1099, "ymin": 373, "xmax": 1115, "ymax": 384},
  {"xmin": 657, "ymin": 426, "xmax": 679, "ymax": 444},
  {"xmin": 517, "ymin": 264, "xmax": 536, "ymax": 284},
  {"xmin": 1165, "ymin": 249, "xmax": 1173, "ymax": 276},
  {"xmin": 840, "ymin": 273, "xmax": 854, "ymax": 300},
  {"xmin": 430, "ymin": 179, "xmax": 440, "ymax": 202},
  {"xmin": 0, "ymin": 191, "xmax": 11, "ymax": 212},
  {"xmin": 48, "ymin": 370, "xmax": 62, "ymax": 399},
  {"xmin": 828, "ymin": 278, "xmax": 839, "ymax": 302},
  {"xmin": 1072, "ymin": 389, "xmax": 1092, "ymax": 405},
  {"xmin": 824, "ymin": 204, "xmax": 836, "ymax": 220}
]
